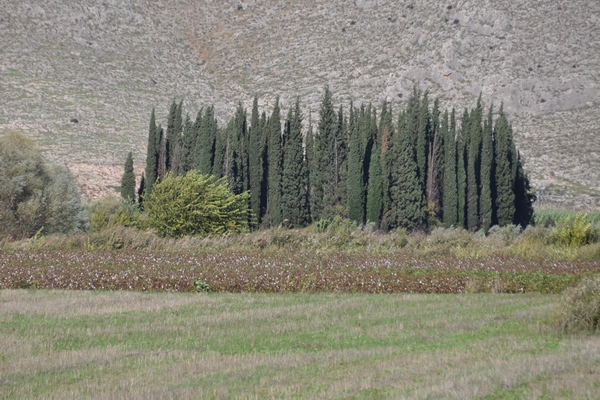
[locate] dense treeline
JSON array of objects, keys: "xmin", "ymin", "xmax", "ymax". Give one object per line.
[{"xmin": 140, "ymin": 88, "xmax": 534, "ymax": 232}]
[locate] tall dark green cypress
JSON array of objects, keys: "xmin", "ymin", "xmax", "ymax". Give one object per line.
[
  {"xmin": 178, "ymin": 114, "xmax": 195, "ymax": 175},
  {"xmin": 347, "ymin": 104, "xmax": 366, "ymax": 223},
  {"xmin": 494, "ymin": 104, "xmax": 516, "ymax": 226},
  {"xmin": 416, "ymin": 92, "xmax": 431, "ymax": 191},
  {"xmin": 226, "ymin": 102, "xmax": 248, "ymax": 195},
  {"xmin": 457, "ymin": 109, "xmax": 469, "ymax": 228},
  {"xmin": 265, "ymin": 96, "xmax": 283, "ymax": 226},
  {"xmin": 137, "ymin": 173, "xmax": 145, "ymax": 207},
  {"xmin": 366, "ymin": 105, "xmax": 383, "ymax": 226},
  {"xmin": 467, "ymin": 96, "xmax": 483, "ymax": 231},
  {"xmin": 442, "ymin": 109, "xmax": 458, "ymax": 227},
  {"xmin": 248, "ymin": 96, "xmax": 264, "ymax": 225},
  {"xmin": 513, "ymin": 152, "xmax": 535, "ymax": 227},
  {"xmin": 426, "ymin": 98, "xmax": 443, "ymax": 221},
  {"xmin": 334, "ymin": 105, "xmax": 348, "ymax": 209},
  {"xmin": 120, "ymin": 151, "xmax": 136, "ymax": 203},
  {"xmin": 380, "ymin": 102, "xmax": 394, "ymax": 230},
  {"xmin": 282, "ymin": 98, "xmax": 310, "ymax": 227},
  {"xmin": 313, "ymin": 86, "xmax": 337, "ymax": 219},
  {"xmin": 156, "ymin": 125, "xmax": 167, "ymax": 182},
  {"xmin": 144, "ymin": 108, "xmax": 158, "ymax": 195},
  {"xmin": 480, "ymin": 104, "xmax": 494, "ymax": 232},
  {"xmin": 388, "ymin": 111, "xmax": 425, "ymax": 230}
]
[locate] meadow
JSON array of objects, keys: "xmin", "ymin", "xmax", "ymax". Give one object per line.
[{"xmin": 2, "ymin": 290, "xmax": 600, "ymax": 399}]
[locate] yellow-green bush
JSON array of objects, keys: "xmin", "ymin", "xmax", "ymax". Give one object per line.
[{"xmin": 549, "ymin": 213, "xmax": 598, "ymax": 247}]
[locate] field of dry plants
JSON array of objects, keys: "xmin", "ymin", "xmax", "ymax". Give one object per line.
[{"xmin": 2, "ymin": 290, "xmax": 600, "ymax": 399}]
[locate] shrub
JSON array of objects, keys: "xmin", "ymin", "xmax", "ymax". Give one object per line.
[
  {"xmin": 549, "ymin": 213, "xmax": 598, "ymax": 247},
  {"xmin": 87, "ymin": 195, "xmax": 137, "ymax": 232},
  {"xmin": 144, "ymin": 171, "xmax": 253, "ymax": 237},
  {"xmin": 487, "ymin": 224, "xmax": 522, "ymax": 245},
  {"xmin": 555, "ymin": 275, "xmax": 600, "ymax": 335}
]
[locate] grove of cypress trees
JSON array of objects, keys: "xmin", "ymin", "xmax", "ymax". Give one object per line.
[{"xmin": 120, "ymin": 151, "xmax": 136, "ymax": 203}]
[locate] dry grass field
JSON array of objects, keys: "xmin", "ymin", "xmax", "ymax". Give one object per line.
[{"xmin": 1, "ymin": 290, "xmax": 599, "ymax": 399}]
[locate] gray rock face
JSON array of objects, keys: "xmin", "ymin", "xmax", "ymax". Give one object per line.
[{"xmin": 0, "ymin": 0, "xmax": 598, "ymax": 207}]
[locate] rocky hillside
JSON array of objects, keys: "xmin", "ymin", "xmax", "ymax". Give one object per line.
[{"xmin": 1, "ymin": 0, "xmax": 598, "ymax": 207}]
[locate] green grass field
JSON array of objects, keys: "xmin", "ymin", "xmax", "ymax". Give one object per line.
[{"xmin": 1, "ymin": 290, "xmax": 599, "ymax": 399}]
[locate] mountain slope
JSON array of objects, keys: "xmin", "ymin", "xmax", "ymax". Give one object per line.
[{"xmin": 1, "ymin": 0, "xmax": 598, "ymax": 207}]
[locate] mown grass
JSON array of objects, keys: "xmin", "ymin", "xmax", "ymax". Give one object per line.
[{"xmin": 1, "ymin": 290, "xmax": 599, "ymax": 399}]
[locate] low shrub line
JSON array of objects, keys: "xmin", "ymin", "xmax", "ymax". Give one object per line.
[{"xmin": 1, "ymin": 250, "xmax": 597, "ymax": 294}]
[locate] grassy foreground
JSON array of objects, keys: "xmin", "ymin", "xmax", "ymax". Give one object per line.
[{"xmin": 1, "ymin": 290, "xmax": 599, "ymax": 399}]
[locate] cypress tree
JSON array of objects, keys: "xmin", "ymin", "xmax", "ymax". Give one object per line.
[
  {"xmin": 366, "ymin": 119, "xmax": 383, "ymax": 226},
  {"xmin": 120, "ymin": 151, "xmax": 136, "ymax": 203},
  {"xmin": 156, "ymin": 125, "xmax": 167, "ymax": 182},
  {"xmin": 416, "ymin": 92, "xmax": 431, "ymax": 191},
  {"xmin": 265, "ymin": 96, "xmax": 283, "ymax": 226},
  {"xmin": 313, "ymin": 86, "xmax": 337, "ymax": 219},
  {"xmin": 380, "ymin": 103, "xmax": 394, "ymax": 230},
  {"xmin": 514, "ymin": 152, "xmax": 535, "ymax": 227},
  {"xmin": 137, "ymin": 173, "xmax": 145, "ymax": 207},
  {"xmin": 442, "ymin": 109, "xmax": 458, "ymax": 227},
  {"xmin": 480, "ymin": 105, "xmax": 494, "ymax": 232},
  {"xmin": 494, "ymin": 104, "xmax": 516, "ymax": 226},
  {"xmin": 212, "ymin": 126, "xmax": 225, "ymax": 179},
  {"xmin": 427, "ymin": 98, "xmax": 443, "ymax": 221},
  {"xmin": 226, "ymin": 102, "xmax": 248, "ymax": 195},
  {"xmin": 334, "ymin": 105, "xmax": 348, "ymax": 209},
  {"xmin": 457, "ymin": 109, "xmax": 469, "ymax": 228},
  {"xmin": 347, "ymin": 104, "xmax": 366, "ymax": 223},
  {"xmin": 165, "ymin": 101, "xmax": 177, "ymax": 171},
  {"xmin": 388, "ymin": 111, "xmax": 426, "ymax": 230},
  {"xmin": 144, "ymin": 108, "xmax": 158, "ymax": 195},
  {"xmin": 467, "ymin": 96, "xmax": 483, "ymax": 231},
  {"xmin": 248, "ymin": 96, "xmax": 264, "ymax": 225},
  {"xmin": 281, "ymin": 98, "xmax": 310, "ymax": 227},
  {"xmin": 179, "ymin": 113, "xmax": 196, "ymax": 174}
]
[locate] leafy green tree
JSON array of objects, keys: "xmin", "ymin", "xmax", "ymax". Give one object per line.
[
  {"xmin": 282, "ymin": 98, "xmax": 311, "ymax": 227},
  {"xmin": 120, "ymin": 151, "xmax": 136, "ymax": 203},
  {"xmin": 144, "ymin": 171, "xmax": 252, "ymax": 237},
  {"xmin": 0, "ymin": 131, "xmax": 86, "ymax": 239}
]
